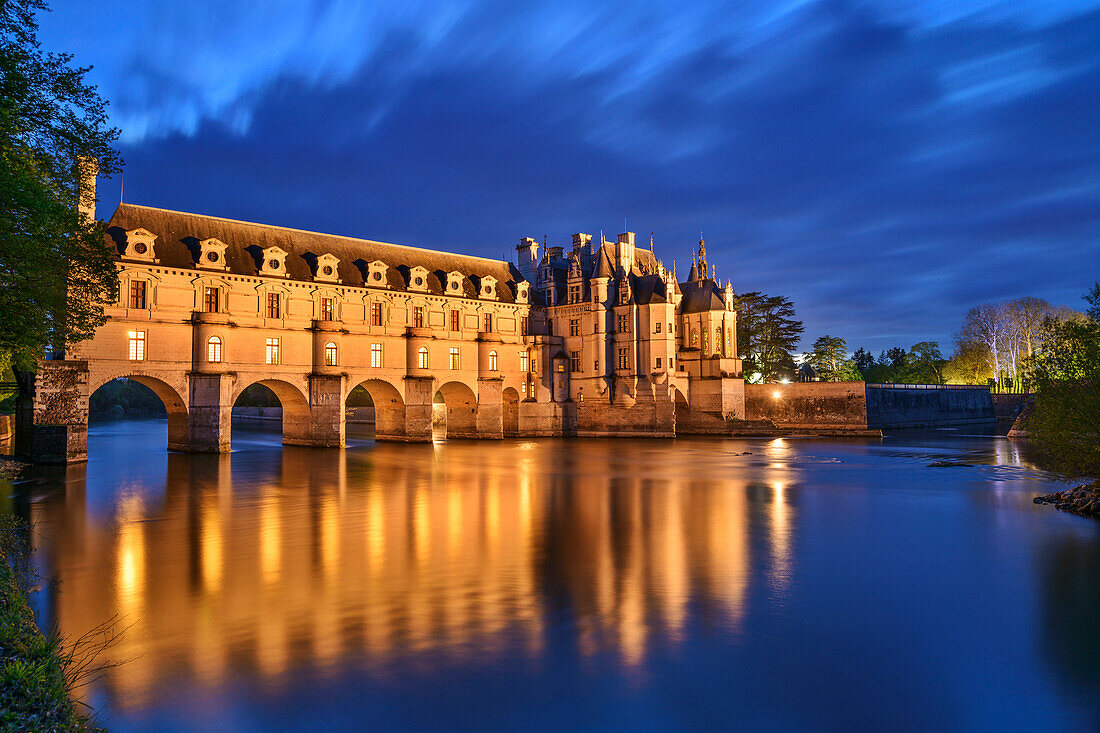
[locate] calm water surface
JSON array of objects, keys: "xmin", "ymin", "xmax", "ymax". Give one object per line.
[{"xmin": 5, "ymin": 420, "xmax": 1100, "ymax": 732}]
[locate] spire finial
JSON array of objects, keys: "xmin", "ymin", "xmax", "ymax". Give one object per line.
[{"xmin": 650, "ymin": 231, "xmax": 654, "ymax": 251}]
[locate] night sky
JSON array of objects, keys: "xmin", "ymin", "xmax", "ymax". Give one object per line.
[{"xmin": 41, "ymin": 0, "xmax": 1100, "ymax": 352}]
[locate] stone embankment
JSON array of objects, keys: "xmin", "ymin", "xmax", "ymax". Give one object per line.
[{"xmin": 1034, "ymin": 483, "xmax": 1100, "ymax": 519}]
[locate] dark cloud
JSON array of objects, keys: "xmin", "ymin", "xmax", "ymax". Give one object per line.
[{"xmin": 92, "ymin": 0, "xmax": 1100, "ymax": 351}]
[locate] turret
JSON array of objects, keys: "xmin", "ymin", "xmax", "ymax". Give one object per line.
[{"xmin": 516, "ymin": 237, "xmax": 539, "ymax": 282}]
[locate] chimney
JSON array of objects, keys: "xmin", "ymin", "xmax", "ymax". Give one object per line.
[{"xmin": 78, "ymin": 156, "xmax": 98, "ymax": 223}]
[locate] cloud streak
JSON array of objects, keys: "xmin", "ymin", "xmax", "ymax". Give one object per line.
[{"xmin": 41, "ymin": 0, "xmax": 1100, "ymax": 350}]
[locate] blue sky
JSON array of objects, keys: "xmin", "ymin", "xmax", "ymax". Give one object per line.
[{"xmin": 40, "ymin": 0, "xmax": 1100, "ymax": 352}]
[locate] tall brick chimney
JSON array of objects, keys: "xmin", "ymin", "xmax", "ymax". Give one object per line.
[{"xmin": 77, "ymin": 156, "xmax": 98, "ymax": 223}]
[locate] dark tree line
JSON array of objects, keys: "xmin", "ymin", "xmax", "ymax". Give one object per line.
[{"xmin": 731, "ymin": 292, "xmax": 804, "ymax": 383}]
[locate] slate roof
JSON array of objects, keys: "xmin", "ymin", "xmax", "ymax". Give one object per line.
[
  {"xmin": 104, "ymin": 203, "xmax": 523, "ymax": 301},
  {"xmin": 679, "ymin": 278, "xmax": 726, "ymax": 313}
]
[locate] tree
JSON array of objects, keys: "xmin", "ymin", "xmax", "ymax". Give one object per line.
[
  {"xmin": 732, "ymin": 292, "xmax": 804, "ymax": 383},
  {"xmin": 0, "ymin": 0, "xmax": 122, "ymax": 375},
  {"xmin": 852, "ymin": 347, "xmax": 875, "ymax": 375},
  {"xmin": 808, "ymin": 335, "xmax": 861, "ymax": 382},
  {"xmin": 899, "ymin": 341, "xmax": 945, "ymax": 384},
  {"xmin": 956, "ymin": 304, "xmax": 1009, "ymax": 390},
  {"xmin": 1026, "ymin": 298, "xmax": 1100, "ymax": 481},
  {"xmin": 943, "ymin": 339, "xmax": 991, "ymax": 385}
]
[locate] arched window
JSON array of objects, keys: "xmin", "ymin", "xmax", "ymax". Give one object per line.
[
  {"xmin": 716, "ymin": 327, "xmax": 723, "ymax": 355},
  {"xmin": 418, "ymin": 346, "xmax": 429, "ymax": 369},
  {"xmin": 691, "ymin": 329, "xmax": 699, "ymax": 346},
  {"xmin": 207, "ymin": 335, "xmax": 222, "ymax": 363},
  {"xmin": 489, "ymin": 350, "xmax": 498, "ymax": 371},
  {"xmin": 325, "ymin": 341, "xmax": 338, "ymax": 366}
]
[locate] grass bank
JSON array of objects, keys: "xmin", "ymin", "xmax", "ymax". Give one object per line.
[{"xmin": 0, "ymin": 516, "xmax": 103, "ymax": 732}]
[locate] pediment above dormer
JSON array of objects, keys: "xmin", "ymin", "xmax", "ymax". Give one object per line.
[
  {"xmin": 197, "ymin": 237, "xmax": 228, "ymax": 270},
  {"xmin": 478, "ymin": 275, "xmax": 498, "ymax": 300},
  {"xmin": 408, "ymin": 265, "xmax": 429, "ymax": 292},
  {"xmin": 365, "ymin": 260, "xmax": 389, "ymax": 288},
  {"xmin": 123, "ymin": 228, "xmax": 157, "ymax": 261},
  {"xmin": 260, "ymin": 246, "xmax": 289, "ymax": 277},
  {"xmin": 445, "ymin": 270, "xmax": 465, "ymax": 295},
  {"xmin": 314, "ymin": 253, "xmax": 341, "ymax": 283}
]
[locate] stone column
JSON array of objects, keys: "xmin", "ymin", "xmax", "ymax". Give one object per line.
[
  {"xmin": 26, "ymin": 360, "xmax": 90, "ymax": 464},
  {"xmin": 188, "ymin": 373, "xmax": 233, "ymax": 452},
  {"xmin": 309, "ymin": 373, "xmax": 345, "ymax": 447},
  {"xmin": 402, "ymin": 375, "xmax": 434, "ymax": 442},
  {"xmin": 476, "ymin": 377, "xmax": 504, "ymax": 439}
]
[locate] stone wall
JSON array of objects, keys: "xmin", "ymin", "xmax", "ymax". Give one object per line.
[
  {"xmin": 866, "ymin": 384, "xmax": 995, "ymax": 428},
  {"xmin": 745, "ymin": 382, "xmax": 868, "ymax": 430}
]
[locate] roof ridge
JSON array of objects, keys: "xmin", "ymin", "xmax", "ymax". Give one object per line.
[{"xmin": 114, "ymin": 202, "xmax": 510, "ymax": 270}]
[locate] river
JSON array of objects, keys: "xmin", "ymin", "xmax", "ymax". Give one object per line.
[{"xmin": 5, "ymin": 420, "xmax": 1100, "ymax": 731}]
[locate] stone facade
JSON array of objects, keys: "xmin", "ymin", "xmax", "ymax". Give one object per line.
[{"xmin": 26, "ymin": 193, "xmax": 750, "ymax": 462}]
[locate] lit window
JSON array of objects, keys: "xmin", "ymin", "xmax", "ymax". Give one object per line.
[
  {"xmin": 129, "ymin": 280, "xmax": 146, "ymax": 309},
  {"xmin": 320, "ymin": 297, "xmax": 334, "ymax": 321},
  {"xmin": 204, "ymin": 286, "xmax": 219, "ymax": 313},
  {"xmin": 128, "ymin": 330, "xmax": 146, "ymax": 361},
  {"xmin": 266, "ymin": 292, "xmax": 280, "ymax": 319},
  {"xmin": 371, "ymin": 302, "xmax": 383, "ymax": 326},
  {"xmin": 655, "ymin": 357, "xmax": 662, "ymax": 369},
  {"xmin": 418, "ymin": 346, "xmax": 429, "ymax": 369},
  {"xmin": 371, "ymin": 343, "xmax": 383, "ymax": 368},
  {"xmin": 594, "ymin": 360, "xmax": 599, "ymax": 372},
  {"xmin": 449, "ymin": 346, "xmax": 460, "ymax": 370},
  {"xmin": 325, "ymin": 341, "xmax": 338, "ymax": 366},
  {"xmin": 692, "ymin": 330, "xmax": 699, "ymax": 346},
  {"xmin": 519, "ymin": 352, "xmax": 529, "ymax": 372},
  {"xmin": 413, "ymin": 306, "xmax": 424, "ymax": 328},
  {"xmin": 521, "ymin": 382, "xmax": 527, "ymax": 395},
  {"xmin": 266, "ymin": 337, "xmax": 280, "ymax": 365},
  {"xmin": 520, "ymin": 317, "xmax": 528, "ymax": 336},
  {"xmin": 489, "ymin": 350, "xmax": 498, "ymax": 371},
  {"xmin": 207, "ymin": 336, "xmax": 222, "ymax": 363}
]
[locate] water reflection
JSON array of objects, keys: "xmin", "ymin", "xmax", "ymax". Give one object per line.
[
  {"xmin": 28, "ymin": 436, "xmax": 798, "ymax": 712},
  {"xmin": 13, "ymin": 424, "xmax": 1099, "ymax": 731}
]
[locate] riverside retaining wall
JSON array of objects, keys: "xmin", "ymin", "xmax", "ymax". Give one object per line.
[
  {"xmin": 744, "ymin": 382, "xmax": 869, "ymax": 430},
  {"xmin": 866, "ymin": 384, "xmax": 995, "ymax": 428}
]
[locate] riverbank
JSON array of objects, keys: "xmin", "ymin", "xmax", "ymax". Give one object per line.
[
  {"xmin": 1034, "ymin": 482, "xmax": 1100, "ymax": 520},
  {"xmin": 0, "ymin": 517, "xmax": 102, "ymax": 732}
]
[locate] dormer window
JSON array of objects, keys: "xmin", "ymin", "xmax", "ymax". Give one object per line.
[
  {"xmin": 408, "ymin": 266, "xmax": 429, "ymax": 292},
  {"xmin": 478, "ymin": 275, "xmax": 498, "ymax": 300},
  {"xmin": 445, "ymin": 271, "xmax": 465, "ymax": 295},
  {"xmin": 515, "ymin": 282, "xmax": 530, "ymax": 304},
  {"xmin": 198, "ymin": 238, "xmax": 228, "ymax": 270},
  {"xmin": 123, "ymin": 228, "xmax": 157, "ymax": 261},
  {"xmin": 366, "ymin": 260, "xmax": 389, "ymax": 288},
  {"xmin": 314, "ymin": 253, "xmax": 341, "ymax": 283},
  {"xmin": 260, "ymin": 246, "xmax": 289, "ymax": 277}
]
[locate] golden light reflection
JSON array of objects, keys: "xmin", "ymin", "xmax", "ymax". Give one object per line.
[{"xmin": 41, "ymin": 440, "xmax": 781, "ymax": 709}]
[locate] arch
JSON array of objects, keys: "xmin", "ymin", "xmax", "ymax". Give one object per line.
[
  {"xmin": 433, "ymin": 381, "xmax": 478, "ymax": 439},
  {"xmin": 88, "ymin": 374, "xmax": 189, "ymax": 452},
  {"xmin": 347, "ymin": 378, "xmax": 406, "ymax": 441},
  {"xmin": 502, "ymin": 387, "xmax": 520, "ymax": 437},
  {"xmin": 232, "ymin": 378, "xmax": 311, "ymax": 447}
]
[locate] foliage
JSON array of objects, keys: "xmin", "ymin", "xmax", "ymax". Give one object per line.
[
  {"xmin": 0, "ymin": 0, "xmax": 122, "ymax": 372},
  {"xmin": 1026, "ymin": 312, "xmax": 1100, "ymax": 481},
  {"xmin": 943, "ymin": 339, "xmax": 992, "ymax": 385},
  {"xmin": 807, "ymin": 335, "xmax": 862, "ymax": 381},
  {"xmin": 952, "ymin": 297, "xmax": 1073, "ymax": 391},
  {"xmin": 0, "ymin": 516, "xmax": 106, "ymax": 732},
  {"xmin": 898, "ymin": 341, "xmax": 945, "ymax": 384},
  {"xmin": 732, "ymin": 291, "xmax": 804, "ymax": 383}
]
